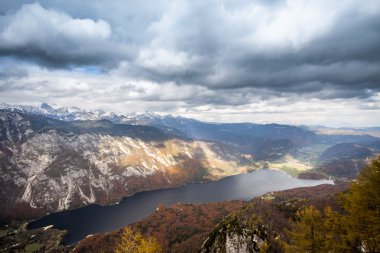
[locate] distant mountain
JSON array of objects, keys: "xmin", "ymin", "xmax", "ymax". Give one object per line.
[
  {"xmin": 0, "ymin": 103, "xmax": 318, "ymax": 160},
  {"xmin": 0, "ymin": 103, "xmax": 130, "ymax": 122},
  {"xmin": 319, "ymin": 143, "xmax": 374, "ymax": 162},
  {"xmin": 1, "ymin": 104, "xmax": 380, "ymax": 221},
  {"xmin": 2, "ymin": 103, "xmax": 378, "ymax": 147},
  {"xmin": 307, "ymin": 125, "xmax": 380, "ymax": 138},
  {"xmin": 123, "ymin": 113, "xmax": 317, "ymax": 145},
  {"xmin": 316, "ymin": 143, "xmax": 375, "ymax": 178},
  {"xmin": 121, "ymin": 110, "xmax": 380, "ymax": 162},
  {"xmin": 0, "ymin": 110, "xmax": 257, "ymax": 221},
  {"xmin": 121, "ymin": 112, "xmax": 321, "ymax": 160}
]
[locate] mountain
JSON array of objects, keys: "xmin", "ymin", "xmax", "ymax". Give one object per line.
[
  {"xmin": 0, "ymin": 103, "xmax": 127, "ymax": 122},
  {"xmin": 315, "ymin": 143, "xmax": 375, "ymax": 178},
  {"xmin": 0, "ymin": 110, "xmax": 255, "ymax": 221},
  {"xmin": 319, "ymin": 143, "xmax": 374, "ymax": 162},
  {"xmin": 0, "ymin": 103, "xmax": 318, "ymax": 160},
  {"xmin": 1, "ymin": 104, "xmax": 379, "ymax": 221},
  {"xmin": 123, "ymin": 113, "xmax": 317, "ymax": 154},
  {"xmin": 2, "ymin": 103, "xmax": 378, "ymax": 148},
  {"xmin": 308, "ymin": 125, "xmax": 380, "ymax": 138}
]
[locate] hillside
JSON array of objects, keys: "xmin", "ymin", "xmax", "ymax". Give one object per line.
[
  {"xmin": 0, "ymin": 110, "xmax": 256, "ymax": 221},
  {"xmin": 316, "ymin": 143, "xmax": 375, "ymax": 178},
  {"xmin": 74, "ymin": 183, "xmax": 347, "ymax": 253},
  {"xmin": 1, "ymin": 105, "xmax": 379, "ymax": 222}
]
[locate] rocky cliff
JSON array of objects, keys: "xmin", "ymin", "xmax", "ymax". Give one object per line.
[
  {"xmin": 200, "ymin": 214, "xmax": 269, "ymax": 253},
  {"xmin": 0, "ymin": 110, "xmax": 254, "ymax": 220}
]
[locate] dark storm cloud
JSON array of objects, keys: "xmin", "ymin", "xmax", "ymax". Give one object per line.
[
  {"xmin": 0, "ymin": 0, "xmax": 380, "ymax": 101},
  {"xmin": 218, "ymin": 8, "xmax": 380, "ymax": 96},
  {"xmin": 0, "ymin": 46, "xmax": 125, "ymax": 69},
  {"xmin": 112, "ymin": 0, "xmax": 380, "ymax": 100},
  {"xmin": 124, "ymin": 1, "xmax": 380, "ymax": 99}
]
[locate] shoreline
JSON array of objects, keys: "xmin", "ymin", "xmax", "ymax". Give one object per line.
[
  {"xmin": 25, "ymin": 168, "xmax": 333, "ymax": 245},
  {"xmin": 26, "ymin": 165, "xmax": 330, "ymax": 224}
]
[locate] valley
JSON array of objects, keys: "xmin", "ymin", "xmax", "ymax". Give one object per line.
[
  {"xmin": 27, "ymin": 170, "xmax": 332, "ymax": 244},
  {"xmin": 73, "ymin": 183, "xmax": 348, "ymax": 253},
  {"xmin": 0, "ymin": 104, "xmax": 379, "ymax": 252},
  {"xmin": 1, "ymin": 1, "xmax": 379, "ymax": 251}
]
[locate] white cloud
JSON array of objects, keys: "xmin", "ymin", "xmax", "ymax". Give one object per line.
[
  {"xmin": 136, "ymin": 49, "xmax": 202, "ymax": 70},
  {"xmin": 0, "ymin": 0, "xmax": 379, "ymax": 127},
  {"xmin": 0, "ymin": 2, "xmax": 130, "ymax": 66},
  {"xmin": 1, "ymin": 61, "xmax": 379, "ymax": 127},
  {"xmin": 1, "ymin": 3, "xmax": 111, "ymax": 46}
]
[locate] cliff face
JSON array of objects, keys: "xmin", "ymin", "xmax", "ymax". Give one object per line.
[
  {"xmin": 1, "ymin": 105, "xmax": 375, "ymax": 222},
  {"xmin": 200, "ymin": 214, "xmax": 269, "ymax": 253},
  {"xmin": 199, "ymin": 183, "xmax": 348, "ymax": 253},
  {"xmin": 0, "ymin": 110, "xmax": 254, "ymax": 220}
]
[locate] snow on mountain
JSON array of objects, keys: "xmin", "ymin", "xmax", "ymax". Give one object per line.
[
  {"xmin": 0, "ymin": 103, "xmax": 125, "ymax": 122},
  {"xmin": 0, "ymin": 103, "xmax": 188, "ymax": 127}
]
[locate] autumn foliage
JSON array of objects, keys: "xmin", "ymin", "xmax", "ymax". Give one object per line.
[
  {"xmin": 284, "ymin": 156, "xmax": 380, "ymax": 252},
  {"xmin": 114, "ymin": 227, "xmax": 162, "ymax": 253}
]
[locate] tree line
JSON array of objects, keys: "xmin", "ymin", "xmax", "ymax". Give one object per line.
[{"xmin": 283, "ymin": 157, "xmax": 380, "ymax": 252}]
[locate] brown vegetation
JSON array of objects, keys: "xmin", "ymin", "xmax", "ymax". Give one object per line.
[
  {"xmin": 73, "ymin": 201, "xmax": 245, "ymax": 253},
  {"xmin": 74, "ymin": 183, "xmax": 347, "ymax": 253},
  {"xmin": 283, "ymin": 156, "xmax": 380, "ymax": 252},
  {"xmin": 114, "ymin": 227, "xmax": 162, "ymax": 253}
]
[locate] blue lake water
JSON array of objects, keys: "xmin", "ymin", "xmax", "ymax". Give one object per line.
[{"xmin": 27, "ymin": 170, "xmax": 333, "ymax": 244}]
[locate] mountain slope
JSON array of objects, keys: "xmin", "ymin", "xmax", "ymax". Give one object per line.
[
  {"xmin": 0, "ymin": 103, "xmax": 318, "ymax": 160},
  {"xmin": 74, "ymin": 184, "xmax": 347, "ymax": 253},
  {"xmin": 124, "ymin": 115, "xmax": 318, "ymax": 161},
  {"xmin": 4, "ymin": 103, "xmax": 379, "ymax": 162},
  {"xmin": 1, "ymin": 104, "xmax": 379, "ymax": 221},
  {"xmin": 315, "ymin": 143, "xmax": 375, "ymax": 178},
  {"xmin": 0, "ymin": 110, "xmax": 255, "ymax": 221}
]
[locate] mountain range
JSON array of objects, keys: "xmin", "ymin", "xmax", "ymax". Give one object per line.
[{"xmin": 0, "ymin": 103, "xmax": 379, "ymax": 222}]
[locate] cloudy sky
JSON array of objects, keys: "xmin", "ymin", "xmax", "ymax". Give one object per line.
[{"xmin": 0, "ymin": 0, "xmax": 379, "ymax": 127}]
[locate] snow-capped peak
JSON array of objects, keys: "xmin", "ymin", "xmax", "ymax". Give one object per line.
[
  {"xmin": 0, "ymin": 103, "xmax": 189, "ymax": 125},
  {"xmin": 0, "ymin": 103, "xmax": 115, "ymax": 122}
]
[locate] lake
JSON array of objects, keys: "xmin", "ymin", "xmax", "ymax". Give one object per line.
[{"xmin": 27, "ymin": 170, "xmax": 333, "ymax": 244}]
